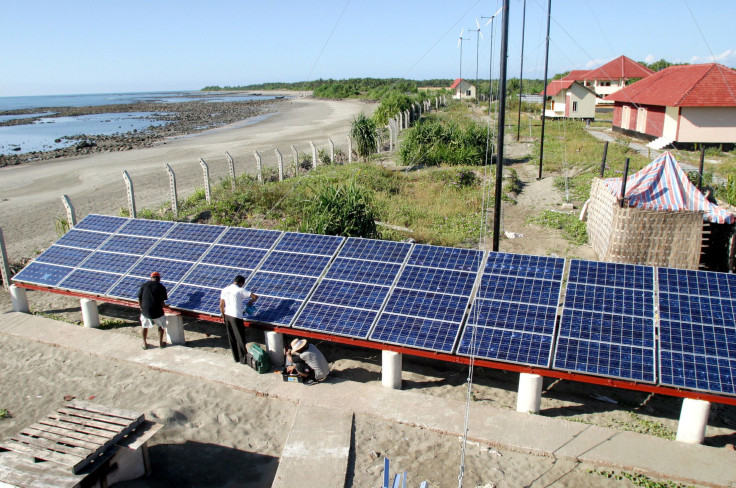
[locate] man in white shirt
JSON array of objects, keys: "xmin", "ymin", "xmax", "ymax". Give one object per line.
[{"xmin": 219, "ymin": 275, "xmax": 258, "ymax": 364}]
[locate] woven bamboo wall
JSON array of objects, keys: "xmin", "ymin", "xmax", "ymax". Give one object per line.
[{"xmin": 586, "ymin": 178, "xmax": 704, "ymax": 269}]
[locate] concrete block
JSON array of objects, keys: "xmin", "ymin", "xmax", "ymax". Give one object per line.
[
  {"xmin": 10, "ymin": 285, "xmax": 29, "ymax": 313},
  {"xmin": 676, "ymin": 398, "xmax": 710, "ymax": 444},
  {"xmin": 265, "ymin": 331, "xmax": 285, "ymax": 367},
  {"xmin": 517, "ymin": 373, "xmax": 543, "ymax": 413},
  {"xmin": 382, "ymin": 351, "xmax": 402, "ymax": 389},
  {"xmin": 80, "ymin": 298, "xmax": 100, "ymax": 328},
  {"xmin": 165, "ymin": 312, "xmax": 185, "ymax": 345}
]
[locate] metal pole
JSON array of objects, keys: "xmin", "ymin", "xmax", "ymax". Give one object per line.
[
  {"xmin": 600, "ymin": 141, "xmax": 609, "ymax": 177},
  {"xmin": 537, "ymin": 0, "xmax": 552, "ymax": 180},
  {"xmin": 122, "ymin": 170, "xmax": 136, "ymax": 218},
  {"xmin": 199, "ymin": 158, "xmax": 211, "ymax": 203},
  {"xmin": 225, "ymin": 151, "xmax": 236, "ymax": 190},
  {"xmin": 492, "ymin": 0, "xmax": 510, "ymax": 253},
  {"xmin": 516, "ymin": 0, "xmax": 527, "ymax": 141},
  {"xmin": 620, "ymin": 157, "xmax": 631, "ymax": 208},
  {"xmin": 698, "ymin": 145, "xmax": 706, "ymax": 189}
]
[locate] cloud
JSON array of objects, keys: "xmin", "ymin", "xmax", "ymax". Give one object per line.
[
  {"xmin": 584, "ymin": 58, "xmax": 607, "ymax": 69},
  {"xmin": 689, "ymin": 49, "xmax": 736, "ymax": 66},
  {"xmin": 644, "ymin": 54, "xmax": 657, "ymax": 64}
]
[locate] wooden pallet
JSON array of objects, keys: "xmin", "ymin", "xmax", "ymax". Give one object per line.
[{"xmin": 0, "ymin": 400, "xmax": 144, "ymax": 475}]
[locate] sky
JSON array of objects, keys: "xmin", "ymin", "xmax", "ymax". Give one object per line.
[{"xmin": 2, "ymin": 0, "xmax": 735, "ymax": 97}]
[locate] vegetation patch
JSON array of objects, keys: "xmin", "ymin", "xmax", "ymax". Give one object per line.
[
  {"xmin": 398, "ymin": 118, "xmax": 489, "ymax": 167},
  {"xmin": 526, "ymin": 210, "xmax": 588, "ymax": 246},
  {"xmin": 589, "ymin": 469, "xmax": 694, "ymax": 488},
  {"xmin": 0, "ymin": 408, "xmax": 10, "ymax": 420}
]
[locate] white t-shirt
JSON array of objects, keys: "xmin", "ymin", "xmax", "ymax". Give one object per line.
[{"xmin": 220, "ymin": 283, "xmax": 251, "ymax": 319}]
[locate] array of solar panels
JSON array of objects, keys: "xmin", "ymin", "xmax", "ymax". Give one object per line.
[{"xmin": 13, "ymin": 215, "xmax": 736, "ymax": 398}]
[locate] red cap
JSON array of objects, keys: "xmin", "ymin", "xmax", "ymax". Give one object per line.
[{"xmin": 151, "ymin": 271, "xmax": 161, "ymax": 278}]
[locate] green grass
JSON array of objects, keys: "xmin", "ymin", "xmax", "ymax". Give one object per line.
[
  {"xmin": 590, "ymin": 469, "xmax": 694, "ymax": 488},
  {"xmin": 99, "ymin": 319, "xmax": 136, "ymax": 330},
  {"xmin": 526, "ymin": 210, "xmax": 588, "ymax": 245},
  {"xmin": 0, "ymin": 409, "xmax": 10, "ymax": 420}
]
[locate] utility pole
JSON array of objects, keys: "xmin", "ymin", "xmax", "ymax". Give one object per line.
[{"xmin": 492, "ymin": 0, "xmax": 510, "ymax": 252}]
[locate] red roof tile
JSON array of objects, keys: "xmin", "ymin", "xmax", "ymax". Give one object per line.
[
  {"xmin": 562, "ymin": 70, "xmax": 590, "ymax": 81},
  {"xmin": 584, "ymin": 55, "xmax": 654, "ymax": 81},
  {"xmin": 605, "ymin": 63, "xmax": 736, "ymax": 107},
  {"xmin": 450, "ymin": 78, "xmax": 463, "ymax": 89},
  {"xmin": 540, "ymin": 79, "xmax": 574, "ymax": 96}
]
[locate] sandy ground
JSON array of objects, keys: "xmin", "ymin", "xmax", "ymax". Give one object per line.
[{"xmin": 1, "ymin": 98, "xmax": 735, "ymax": 487}]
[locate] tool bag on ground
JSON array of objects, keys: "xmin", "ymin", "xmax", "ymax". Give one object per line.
[{"xmin": 245, "ymin": 342, "xmax": 271, "ymax": 374}]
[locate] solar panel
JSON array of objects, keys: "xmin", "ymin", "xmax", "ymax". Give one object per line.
[
  {"xmin": 396, "ymin": 266, "xmax": 476, "ymax": 297},
  {"xmin": 247, "ymin": 273, "xmax": 317, "ymax": 300},
  {"xmin": 147, "ymin": 239, "xmax": 210, "ymax": 262},
  {"xmin": 275, "ymin": 232, "xmax": 343, "ymax": 256},
  {"xmin": 244, "ymin": 296, "xmax": 302, "ymax": 327},
  {"xmin": 218, "ymin": 227, "xmax": 282, "ymax": 249},
  {"xmin": 658, "ymin": 267, "xmax": 736, "ymax": 395},
  {"xmin": 99, "ymin": 235, "xmax": 158, "ymax": 255},
  {"xmin": 34, "ymin": 246, "xmax": 92, "ymax": 267},
  {"xmin": 259, "ymin": 251, "xmax": 331, "ymax": 277},
  {"xmin": 294, "ymin": 303, "xmax": 378, "ymax": 338},
  {"xmin": 181, "ymin": 263, "xmax": 252, "ymax": 289},
  {"xmin": 78, "ymin": 251, "xmax": 140, "ymax": 274},
  {"xmin": 458, "ymin": 252, "xmax": 564, "ymax": 367},
  {"xmin": 108, "ymin": 276, "xmax": 177, "ymax": 301},
  {"xmin": 201, "ymin": 245, "xmax": 268, "ymax": 269},
  {"xmin": 374, "ymin": 314, "xmax": 460, "ymax": 352},
  {"xmin": 73, "ymin": 214, "xmax": 128, "ymax": 233},
  {"xmin": 12, "ymin": 262, "xmax": 74, "ymax": 287},
  {"xmin": 554, "ymin": 260, "xmax": 656, "ymax": 383},
  {"xmin": 117, "ymin": 219, "xmax": 175, "ymax": 238},
  {"xmin": 55, "ymin": 230, "xmax": 111, "ymax": 250},
  {"xmin": 324, "ymin": 258, "xmax": 401, "ymax": 287},
  {"xmin": 337, "ymin": 238, "xmax": 412, "ymax": 263},
  {"xmin": 167, "ymin": 284, "xmax": 222, "ymax": 315},
  {"xmin": 165, "ymin": 222, "xmax": 227, "ymax": 243},
  {"xmin": 128, "ymin": 257, "xmax": 194, "ymax": 282},
  {"xmin": 58, "ymin": 269, "xmax": 122, "ymax": 295},
  {"xmin": 308, "ymin": 279, "xmax": 389, "ymax": 311},
  {"xmin": 407, "ymin": 244, "xmax": 481, "ymax": 272}
]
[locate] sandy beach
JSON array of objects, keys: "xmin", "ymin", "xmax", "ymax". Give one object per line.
[{"xmin": 1, "ymin": 96, "xmax": 735, "ymax": 487}]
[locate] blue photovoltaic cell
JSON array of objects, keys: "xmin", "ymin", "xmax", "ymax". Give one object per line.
[
  {"xmin": 568, "ymin": 259, "xmax": 653, "ymax": 290},
  {"xmin": 165, "ymin": 222, "xmax": 226, "ymax": 243},
  {"xmin": 309, "ymin": 279, "xmax": 389, "ymax": 310},
  {"xmin": 34, "ymin": 246, "xmax": 92, "ymax": 267},
  {"xmin": 58, "ymin": 269, "xmax": 121, "ymax": 295},
  {"xmin": 117, "ymin": 219, "xmax": 175, "ymax": 238},
  {"xmin": 12, "ymin": 262, "xmax": 73, "ymax": 287},
  {"xmin": 148, "ymin": 240, "xmax": 210, "ymax": 262},
  {"xmin": 382, "ymin": 289, "xmax": 468, "ymax": 324},
  {"xmin": 458, "ymin": 326, "xmax": 553, "ymax": 367},
  {"xmin": 56, "ymin": 230, "xmax": 110, "ymax": 250},
  {"xmin": 182, "ymin": 263, "xmax": 252, "ymax": 289},
  {"xmin": 484, "ymin": 252, "xmax": 565, "ymax": 281},
  {"xmin": 477, "ymin": 275, "xmax": 561, "ymax": 307},
  {"xmin": 74, "ymin": 214, "xmax": 128, "ymax": 233},
  {"xmin": 218, "ymin": 227, "xmax": 282, "ymax": 249},
  {"xmin": 201, "ymin": 246, "xmax": 267, "ymax": 269},
  {"xmin": 128, "ymin": 257, "xmax": 194, "ymax": 281},
  {"xmin": 167, "ymin": 284, "xmax": 222, "ymax": 315},
  {"xmin": 99, "ymin": 235, "xmax": 158, "ymax": 255},
  {"xmin": 245, "ymin": 296, "xmax": 301, "ymax": 326},
  {"xmin": 407, "ymin": 244, "xmax": 482, "ymax": 272},
  {"xmin": 247, "ymin": 272, "xmax": 317, "ymax": 300},
  {"xmin": 555, "ymin": 337, "xmax": 655, "ymax": 382},
  {"xmin": 275, "ymin": 232, "xmax": 344, "ymax": 256},
  {"xmin": 259, "ymin": 251, "xmax": 331, "ymax": 277},
  {"xmin": 108, "ymin": 276, "xmax": 176, "ymax": 301},
  {"xmin": 338, "ymin": 238, "xmax": 411, "ymax": 263},
  {"xmin": 371, "ymin": 314, "xmax": 460, "ymax": 353},
  {"xmin": 559, "ymin": 309, "xmax": 654, "ymax": 348},
  {"xmin": 293, "ymin": 303, "xmax": 377, "ymax": 339},
  {"xmin": 466, "ymin": 300, "xmax": 557, "ymax": 335},
  {"xmin": 325, "ymin": 258, "xmax": 401, "ymax": 287},
  {"xmin": 396, "ymin": 266, "xmax": 476, "ymax": 297},
  {"xmin": 79, "ymin": 252, "xmax": 140, "ymax": 274},
  {"xmin": 657, "ymin": 267, "xmax": 736, "ymax": 395},
  {"xmin": 564, "ymin": 283, "xmax": 654, "ymax": 318}
]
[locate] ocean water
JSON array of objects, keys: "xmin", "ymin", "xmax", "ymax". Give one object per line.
[{"xmin": 0, "ymin": 91, "xmax": 280, "ymax": 156}]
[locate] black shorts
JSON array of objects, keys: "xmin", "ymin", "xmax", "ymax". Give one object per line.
[{"xmin": 294, "ymin": 361, "xmax": 316, "ymax": 381}]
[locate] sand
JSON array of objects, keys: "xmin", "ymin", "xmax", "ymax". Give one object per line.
[{"xmin": 1, "ymin": 96, "xmax": 734, "ymax": 487}]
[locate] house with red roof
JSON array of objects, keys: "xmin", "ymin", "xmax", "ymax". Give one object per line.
[
  {"xmin": 539, "ymin": 79, "xmax": 598, "ymax": 119},
  {"xmin": 449, "ymin": 78, "xmax": 476, "ymax": 100},
  {"xmin": 604, "ymin": 63, "xmax": 736, "ymax": 147},
  {"xmin": 564, "ymin": 56, "xmax": 654, "ymax": 104}
]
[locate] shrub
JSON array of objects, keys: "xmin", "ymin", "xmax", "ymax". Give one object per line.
[
  {"xmin": 398, "ymin": 119, "xmax": 488, "ymax": 166},
  {"xmin": 373, "ymin": 92, "xmax": 415, "ymax": 126},
  {"xmin": 300, "ymin": 180, "xmax": 379, "ymax": 238},
  {"xmin": 350, "ymin": 113, "xmax": 377, "ymax": 160}
]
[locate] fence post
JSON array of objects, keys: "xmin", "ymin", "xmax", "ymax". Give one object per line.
[
  {"xmin": 225, "ymin": 151, "xmax": 236, "ymax": 190},
  {"xmin": 199, "ymin": 158, "xmax": 211, "ymax": 203},
  {"xmin": 165, "ymin": 164, "xmax": 178, "ymax": 217},
  {"xmin": 620, "ymin": 157, "xmax": 631, "ymax": 208},
  {"xmin": 347, "ymin": 136, "xmax": 353, "ymax": 164},
  {"xmin": 60, "ymin": 194, "xmax": 77, "ymax": 227},
  {"xmin": 253, "ymin": 151, "xmax": 263, "ymax": 183},
  {"xmin": 388, "ymin": 125, "xmax": 394, "ymax": 152},
  {"xmin": 291, "ymin": 144, "xmax": 298, "ymax": 176},
  {"xmin": 122, "ymin": 170, "xmax": 136, "ymax": 218},
  {"xmin": 328, "ymin": 138, "xmax": 335, "ymax": 164},
  {"xmin": 0, "ymin": 227, "xmax": 11, "ymax": 291},
  {"xmin": 275, "ymin": 148, "xmax": 284, "ymax": 181},
  {"xmin": 310, "ymin": 141, "xmax": 317, "ymax": 169},
  {"xmin": 599, "ymin": 141, "xmax": 609, "ymax": 177},
  {"xmin": 376, "ymin": 133, "xmax": 382, "ymax": 153},
  {"xmin": 698, "ymin": 145, "xmax": 706, "ymax": 189}
]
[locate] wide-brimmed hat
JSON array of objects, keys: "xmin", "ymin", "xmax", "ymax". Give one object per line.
[
  {"xmin": 151, "ymin": 271, "xmax": 161, "ymax": 278},
  {"xmin": 291, "ymin": 339, "xmax": 307, "ymax": 353}
]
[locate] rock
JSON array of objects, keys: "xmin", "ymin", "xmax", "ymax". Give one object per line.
[
  {"xmin": 75, "ymin": 140, "xmax": 97, "ymax": 149},
  {"xmin": 368, "ymin": 450, "xmax": 381, "ymax": 460}
]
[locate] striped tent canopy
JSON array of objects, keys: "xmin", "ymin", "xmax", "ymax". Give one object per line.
[{"xmin": 603, "ymin": 151, "xmax": 735, "ymax": 224}]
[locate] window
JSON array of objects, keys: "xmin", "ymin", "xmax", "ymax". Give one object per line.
[
  {"xmin": 572, "ymin": 101, "xmax": 578, "ymax": 112},
  {"xmin": 466, "ymin": 90, "xmax": 472, "ymax": 96}
]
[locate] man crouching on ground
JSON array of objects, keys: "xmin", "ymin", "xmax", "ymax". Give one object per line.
[{"xmin": 286, "ymin": 339, "xmax": 330, "ymax": 384}]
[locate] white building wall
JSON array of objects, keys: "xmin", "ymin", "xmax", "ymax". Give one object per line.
[
  {"xmin": 677, "ymin": 107, "xmax": 736, "ymax": 143},
  {"xmin": 663, "ymin": 106, "xmax": 680, "ymax": 140}
]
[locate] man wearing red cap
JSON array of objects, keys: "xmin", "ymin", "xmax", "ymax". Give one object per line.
[{"xmin": 137, "ymin": 271, "xmax": 168, "ymax": 349}]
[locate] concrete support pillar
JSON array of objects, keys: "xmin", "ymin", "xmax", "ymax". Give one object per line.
[
  {"xmin": 61, "ymin": 194, "xmax": 77, "ymax": 228},
  {"xmin": 398, "ymin": 112, "xmax": 403, "ymax": 130},
  {"xmin": 328, "ymin": 138, "xmax": 335, "ymax": 164},
  {"xmin": 122, "ymin": 170, "xmax": 136, "ymax": 218},
  {"xmin": 253, "ymin": 151, "xmax": 263, "ymax": 183},
  {"xmin": 165, "ymin": 312, "xmax": 185, "ymax": 345},
  {"xmin": 264, "ymin": 331, "xmax": 284, "ymax": 368},
  {"xmin": 199, "ymin": 158, "xmax": 211, "ymax": 202},
  {"xmin": 165, "ymin": 164, "xmax": 178, "ymax": 217},
  {"xmin": 80, "ymin": 298, "xmax": 100, "ymax": 328},
  {"xmin": 381, "ymin": 350, "xmax": 402, "ymax": 389},
  {"xmin": 516, "ymin": 373, "xmax": 543, "ymax": 413},
  {"xmin": 10, "ymin": 285, "xmax": 29, "ymax": 313},
  {"xmin": 275, "ymin": 149, "xmax": 284, "ymax": 181},
  {"xmin": 225, "ymin": 151, "xmax": 236, "ymax": 190},
  {"xmin": 676, "ymin": 398, "xmax": 710, "ymax": 444},
  {"xmin": 310, "ymin": 141, "xmax": 317, "ymax": 169}
]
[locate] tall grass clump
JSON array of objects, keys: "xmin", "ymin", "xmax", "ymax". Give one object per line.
[
  {"xmin": 300, "ymin": 180, "xmax": 379, "ymax": 238},
  {"xmin": 350, "ymin": 113, "xmax": 378, "ymax": 161},
  {"xmin": 398, "ymin": 119, "xmax": 488, "ymax": 167}
]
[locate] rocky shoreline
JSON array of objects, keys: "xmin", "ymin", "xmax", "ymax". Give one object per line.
[{"xmin": 0, "ymin": 97, "xmax": 285, "ymax": 167}]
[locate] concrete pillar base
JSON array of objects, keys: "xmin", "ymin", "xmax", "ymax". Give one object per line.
[
  {"xmin": 80, "ymin": 298, "xmax": 100, "ymax": 328},
  {"xmin": 265, "ymin": 331, "xmax": 285, "ymax": 368},
  {"xmin": 10, "ymin": 285, "xmax": 30, "ymax": 313},
  {"xmin": 676, "ymin": 398, "xmax": 710, "ymax": 444},
  {"xmin": 381, "ymin": 351, "xmax": 402, "ymax": 389},
  {"xmin": 517, "ymin": 373, "xmax": 543, "ymax": 413},
  {"xmin": 165, "ymin": 312, "xmax": 185, "ymax": 345}
]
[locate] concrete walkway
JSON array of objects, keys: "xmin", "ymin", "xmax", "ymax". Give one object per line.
[{"xmin": 1, "ymin": 311, "xmax": 735, "ymax": 488}]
